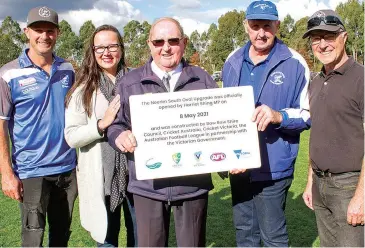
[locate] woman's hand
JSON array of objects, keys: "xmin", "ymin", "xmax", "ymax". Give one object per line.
[{"xmin": 98, "ymin": 94, "xmax": 121, "ymax": 131}]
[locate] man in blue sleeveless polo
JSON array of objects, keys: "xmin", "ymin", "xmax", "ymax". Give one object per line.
[{"xmin": 0, "ymin": 6, "xmax": 77, "ymax": 247}]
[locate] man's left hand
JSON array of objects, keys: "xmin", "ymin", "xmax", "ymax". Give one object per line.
[
  {"xmin": 252, "ymin": 104, "xmax": 283, "ymax": 131},
  {"xmin": 347, "ymin": 194, "xmax": 364, "ymax": 226}
]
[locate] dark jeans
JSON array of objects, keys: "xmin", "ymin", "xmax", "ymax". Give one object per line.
[
  {"xmin": 312, "ymin": 171, "xmax": 364, "ymax": 247},
  {"xmin": 20, "ymin": 169, "xmax": 78, "ymax": 247},
  {"xmin": 97, "ymin": 192, "xmax": 137, "ymax": 247},
  {"xmin": 230, "ymin": 173, "xmax": 292, "ymax": 247},
  {"xmin": 133, "ymin": 193, "xmax": 208, "ymax": 247}
]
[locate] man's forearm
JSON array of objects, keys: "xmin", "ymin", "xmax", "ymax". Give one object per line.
[
  {"xmin": 0, "ymin": 120, "xmax": 12, "ymax": 174},
  {"xmin": 307, "ymin": 159, "xmax": 313, "ymax": 183}
]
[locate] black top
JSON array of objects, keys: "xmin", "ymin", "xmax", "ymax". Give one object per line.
[{"xmin": 309, "ymin": 57, "xmax": 364, "ymax": 173}]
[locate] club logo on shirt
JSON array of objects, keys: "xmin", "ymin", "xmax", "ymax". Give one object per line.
[
  {"xmin": 60, "ymin": 74, "xmax": 70, "ymax": 88},
  {"xmin": 269, "ymin": 71, "xmax": 285, "ymax": 85}
]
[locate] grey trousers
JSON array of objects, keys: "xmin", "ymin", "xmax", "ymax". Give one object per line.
[
  {"xmin": 20, "ymin": 169, "xmax": 78, "ymax": 247},
  {"xmin": 133, "ymin": 193, "xmax": 208, "ymax": 247},
  {"xmin": 312, "ymin": 171, "xmax": 364, "ymax": 247}
]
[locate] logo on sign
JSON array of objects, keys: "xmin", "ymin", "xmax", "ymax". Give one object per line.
[
  {"xmin": 145, "ymin": 158, "xmax": 162, "ymax": 169},
  {"xmin": 194, "ymin": 151, "xmax": 205, "ymax": 167},
  {"xmin": 172, "ymin": 153, "xmax": 181, "ymax": 165},
  {"xmin": 194, "ymin": 151, "xmax": 202, "ymax": 162},
  {"xmin": 234, "ymin": 150, "xmax": 252, "ymax": 159},
  {"xmin": 210, "ymin": 153, "xmax": 226, "ymax": 161}
]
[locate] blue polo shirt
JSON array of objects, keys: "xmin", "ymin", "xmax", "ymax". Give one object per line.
[
  {"xmin": 239, "ymin": 39, "xmax": 277, "ymax": 102},
  {"xmin": 0, "ymin": 49, "xmax": 77, "ymax": 179}
]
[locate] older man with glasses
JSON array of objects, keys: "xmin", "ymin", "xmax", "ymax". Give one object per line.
[
  {"xmin": 302, "ymin": 9, "xmax": 364, "ymax": 247},
  {"xmin": 107, "ymin": 17, "xmax": 218, "ymax": 247}
]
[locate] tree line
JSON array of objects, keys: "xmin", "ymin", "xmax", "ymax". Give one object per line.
[{"xmin": 0, "ymin": 0, "xmax": 363, "ymax": 73}]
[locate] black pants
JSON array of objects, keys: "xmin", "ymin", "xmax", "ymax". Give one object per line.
[
  {"xmin": 133, "ymin": 193, "xmax": 208, "ymax": 247},
  {"xmin": 97, "ymin": 192, "xmax": 137, "ymax": 247},
  {"xmin": 20, "ymin": 169, "xmax": 78, "ymax": 247}
]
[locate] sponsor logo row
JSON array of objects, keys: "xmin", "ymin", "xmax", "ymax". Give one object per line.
[{"xmin": 146, "ymin": 150, "xmax": 251, "ymax": 169}]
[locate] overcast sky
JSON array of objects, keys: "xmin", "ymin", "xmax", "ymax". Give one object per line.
[{"xmin": 0, "ymin": 0, "xmax": 355, "ymax": 36}]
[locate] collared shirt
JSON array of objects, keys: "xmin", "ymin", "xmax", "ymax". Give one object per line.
[
  {"xmin": 151, "ymin": 61, "xmax": 183, "ymax": 92},
  {"xmin": 239, "ymin": 39, "xmax": 277, "ymax": 101},
  {"xmin": 309, "ymin": 57, "xmax": 364, "ymax": 173},
  {"xmin": 0, "ymin": 49, "xmax": 77, "ymax": 179}
]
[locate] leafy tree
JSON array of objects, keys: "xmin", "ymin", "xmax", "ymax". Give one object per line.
[
  {"xmin": 190, "ymin": 30, "xmax": 201, "ymax": 51},
  {"xmin": 336, "ymin": 0, "xmax": 364, "ymax": 63},
  {"xmin": 0, "ymin": 16, "xmax": 26, "ymax": 46},
  {"xmin": 278, "ymin": 14, "xmax": 294, "ymax": 45},
  {"xmin": 123, "ymin": 20, "xmax": 151, "ymax": 67},
  {"xmin": 288, "ymin": 17, "xmax": 318, "ymax": 70},
  {"xmin": 55, "ymin": 20, "xmax": 82, "ymax": 63},
  {"xmin": 184, "ymin": 38, "xmax": 197, "ymax": 64},
  {"xmin": 198, "ymin": 24, "xmax": 217, "ymax": 73},
  {"xmin": 203, "ymin": 10, "xmax": 246, "ymax": 73},
  {"xmin": 0, "ymin": 33, "xmax": 22, "ymax": 67},
  {"xmin": 79, "ymin": 20, "xmax": 95, "ymax": 51},
  {"xmin": 0, "ymin": 17, "xmax": 24, "ymax": 66}
]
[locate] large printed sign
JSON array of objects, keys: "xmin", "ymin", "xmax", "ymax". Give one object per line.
[{"xmin": 129, "ymin": 86, "xmax": 261, "ymax": 180}]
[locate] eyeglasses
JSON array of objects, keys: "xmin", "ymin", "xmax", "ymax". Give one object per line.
[
  {"xmin": 310, "ymin": 32, "xmax": 342, "ymax": 45},
  {"xmin": 151, "ymin": 37, "xmax": 183, "ymax": 47},
  {"xmin": 307, "ymin": 15, "xmax": 344, "ymax": 30},
  {"xmin": 93, "ymin": 44, "xmax": 121, "ymax": 54}
]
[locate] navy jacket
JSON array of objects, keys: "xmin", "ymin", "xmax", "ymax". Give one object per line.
[
  {"xmin": 108, "ymin": 58, "xmax": 218, "ymax": 201},
  {"xmin": 222, "ymin": 39, "xmax": 311, "ymax": 181}
]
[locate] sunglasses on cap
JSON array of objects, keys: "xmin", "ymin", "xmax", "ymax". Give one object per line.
[
  {"xmin": 307, "ymin": 15, "xmax": 344, "ymax": 30},
  {"xmin": 151, "ymin": 37, "xmax": 183, "ymax": 47}
]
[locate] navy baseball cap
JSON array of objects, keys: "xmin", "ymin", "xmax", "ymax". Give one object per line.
[{"xmin": 246, "ymin": 0, "xmax": 279, "ymax": 21}]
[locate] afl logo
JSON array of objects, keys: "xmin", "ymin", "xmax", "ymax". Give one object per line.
[
  {"xmin": 210, "ymin": 153, "xmax": 226, "ymax": 161},
  {"xmin": 39, "ymin": 7, "xmax": 51, "ymax": 18}
]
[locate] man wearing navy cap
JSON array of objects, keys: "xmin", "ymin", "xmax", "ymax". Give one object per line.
[
  {"xmin": 0, "ymin": 6, "xmax": 77, "ymax": 247},
  {"xmin": 222, "ymin": 0, "xmax": 310, "ymax": 246},
  {"xmin": 302, "ymin": 9, "xmax": 364, "ymax": 247}
]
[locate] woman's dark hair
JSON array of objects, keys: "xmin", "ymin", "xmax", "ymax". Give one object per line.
[{"xmin": 65, "ymin": 24, "xmax": 126, "ymax": 117}]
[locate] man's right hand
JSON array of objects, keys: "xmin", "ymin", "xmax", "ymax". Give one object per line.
[
  {"xmin": 1, "ymin": 170, "xmax": 23, "ymax": 202},
  {"xmin": 302, "ymin": 181, "xmax": 313, "ymax": 210},
  {"xmin": 115, "ymin": 130, "xmax": 137, "ymax": 153}
]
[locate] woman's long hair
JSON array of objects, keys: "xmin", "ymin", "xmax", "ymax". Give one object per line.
[{"xmin": 65, "ymin": 24, "xmax": 126, "ymax": 117}]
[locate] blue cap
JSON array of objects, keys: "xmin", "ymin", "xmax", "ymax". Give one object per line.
[{"xmin": 246, "ymin": 0, "xmax": 279, "ymax": 21}]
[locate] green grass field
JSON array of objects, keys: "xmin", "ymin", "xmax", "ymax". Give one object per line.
[{"xmin": 0, "ymin": 131, "xmax": 319, "ymax": 247}]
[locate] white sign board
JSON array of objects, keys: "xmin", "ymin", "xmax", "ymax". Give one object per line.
[{"xmin": 129, "ymin": 86, "xmax": 261, "ymax": 180}]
